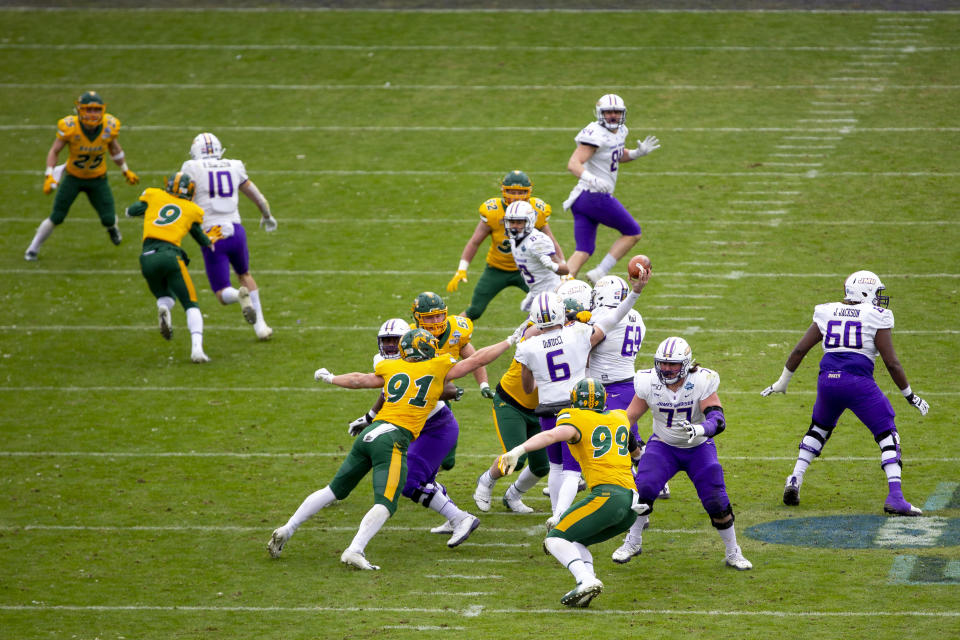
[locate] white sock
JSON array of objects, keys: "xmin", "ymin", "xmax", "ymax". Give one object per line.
[
  {"xmin": 478, "ymin": 469, "xmax": 496, "ymax": 489},
  {"xmin": 792, "ymin": 452, "xmax": 814, "ymax": 480},
  {"xmin": 513, "ymin": 466, "xmax": 541, "ymax": 494},
  {"xmin": 284, "ymin": 486, "xmax": 337, "ymax": 534},
  {"xmin": 574, "ymin": 542, "xmax": 595, "ymax": 578},
  {"xmin": 428, "ymin": 491, "xmax": 466, "ymax": 523},
  {"xmin": 547, "ymin": 463, "xmax": 563, "ymax": 512},
  {"xmin": 624, "ymin": 514, "xmax": 648, "ymax": 545},
  {"xmin": 718, "ymin": 525, "xmax": 739, "ymax": 556},
  {"xmin": 554, "ymin": 470, "xmax": 581, "ymax": 519},
  {"xmin": 598, "ymin": 253, "xmax": 617, "ymax": 273},
  {"xmin": 220, "ymin": 286, "xmax": 239, "ymax": 304},
  {"xmin": 544, "ymin": 537, "xmax": 592, "ymax": 584},
  {"xmin": 157, "ymin": 296, "xmax": 175, "ymax": 312},
  {"xmin": 347, "ymin": 503, "xmax": 391, "ymax": 554},
  {"xmin": 186, "ymin": 307, "xmax": 204, "ymax": 351},
  {"xmin": 27, "ymin": 218, "xmax": 56, "ymax": 253},
  {"xmin": 250, "ymin": 288, "xmax": 266, "ymax": 326}
]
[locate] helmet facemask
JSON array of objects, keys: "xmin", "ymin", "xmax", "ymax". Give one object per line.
[
  {"xmin": 411, "ymin": 292, "xmax": 449, "ymax": 337},
  {"xmin": 500, "ymin": 170, "xmax": 532, "ymax": 204},
  {"xmin": 654, "ymin": 337, "xmax": 693, "ymax": 385},
  {"xmin": 595, "ymin": 94, "xmax": 626, "ymax": 131},
  {"xmin": 75, "ymin": 91, "xmax": 105, "ymax": 128}
]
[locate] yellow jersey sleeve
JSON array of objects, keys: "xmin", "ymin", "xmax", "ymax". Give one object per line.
[
  {"xmin": 479, "ymin": 197, "xmax": 517, "ymax": 271},
  {"xmin": 374, "ymin": 355, "xmax": 457, "ymax": 439},
  {"xmin": 531, "ymin": 196, "xmax": 552, "ymax": 229},
  {"xmin": 560, "ymin": 408, "xmax": 635, "ymax": 491},
  {"xmin": 498, "ymin": 358, "xmax": 538, "ymax": 409},
  {"xmin": 437, "ymin": 315, "xmax": 474, "ymax": 360}
]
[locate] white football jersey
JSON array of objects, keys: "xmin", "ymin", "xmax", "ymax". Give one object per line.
[
  {"xmin": 180, "ymin": 157, "xmax": 248, "ymax": 228},
  {"xmin": 572, "ymin": 121, "xmax": 628, "ymax": 194},
  {"xmin": 511, "ymin": 229, "xmax": 562, "ymax": 311},
  {"xmin": 633, "ymin": 366, "xmax": 720, "ymax": 449},
  {"xmin": 813, "ymin": 301, "xmax": 893, "ymax": 363},
  {"xmin": 514, "ymin": 323, "xmax": 594, "ymax": 404},
  {"xmin": 586, "ymin": 307, "xmax": 645, "ymax": 383},
  {"xmin": 372, "ymin": 353, "xmax": 446, "ymax": 417}
]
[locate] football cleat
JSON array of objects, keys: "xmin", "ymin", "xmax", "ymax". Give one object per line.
[
  {"xmin": 585, "ymin": 267, "xmax": 605, "ymax": 285},
  {"xmin": 267, "ymin": 527, "xmax": 289, "ymax": 558},
  {"xmin": 107, "ymin": 224, "xmax": 122, "ymax": 246},
  {"xmin": 884, "ymin": 497, "xmax": 922, "ymax": 516},
  {"xmin": 447, "ymin": 514, "xmax": 480, "ymax": 548},
  {"xmin": 237, "ymin": 286, "xmax": 257, "ymax": 324},
  {"xmin": 25, "ymin": 250, "xmax": 38, "ymax": 261},
  {"xmin": 611, "ymin": 540, "xmax": 642, "ymax": 564},
  {"xmin": 561, "ymin": 577, "xmax": 604, "ymax": 608},
  {"xmin": 341, "ymin": 548, "xmax": 380, "ymax": 570},
  {"xmin": 158, "ymin": 307, "xmax": 172, "ymax": 340},
  {"xmin": 473, "ymin": 474, "xmax": 492, "ymax": 512},
  {"xmin": 502, "ymin": 486, "xmax": 534, "ymax": 514},
  {"xmin": 191, "ymin": 350, "xmax": 210, "ymax": 364},
  {"xmin": 545, "ymin": 515, "xmax": 559, "ymax": 531},
  {"xmin": 542, "ymin": 486, "xmax": 550, "ymax": 497},
  {"xmin": 430, "ymin": 520, "xmax": 454, "ymax": 535},
  {"xmin": 783, "ymin": 475, "xmax": 800, "ymax": 506},
  {"xmin": 255, "ymin": 325, "xmax": 273, "ymax": 341},
  {"xmin": 724, "ymin": 546, "xmax": 753, "ymax": 570},
  {"xmin": 658, "ymin": 482, "xmax": 671, "ymax": 500}
]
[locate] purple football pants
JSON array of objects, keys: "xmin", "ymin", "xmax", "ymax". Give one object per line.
[
  {"xmin": 603, "ymin": 379, "xmax": 640, "ymax": 444},
  {"xmin": 634, "ymin": 438, "xmax": 730, "ymax": 514},
  {"xmin": 812, "ymin": 370, "xmax": 896, "ymax": 437},
  {"xmin": 541, "ymin": 414, "xmax": 581, "ymax": 472},
  {"xmin": 402, "ymin": 404, "xmax": 459, "ymax": 498},
  {"xmin": 201, "ymin": 223, "xmax": 251, "ymax": 293},
  {"xmin": 570, "ymin": 191, "xmax": 642, "ymax": 255}
]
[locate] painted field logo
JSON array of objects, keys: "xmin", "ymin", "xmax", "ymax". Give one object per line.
[{"xmin": 745, "ymin": 516, "xmax": 960, "ymax": 549}]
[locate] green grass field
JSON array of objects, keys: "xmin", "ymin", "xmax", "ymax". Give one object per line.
[{"xmin": 1, "ymin": 7, "xmax": 958, "ymax": 639}]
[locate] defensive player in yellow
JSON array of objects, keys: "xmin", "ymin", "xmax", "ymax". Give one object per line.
[
  {"xmin": 26, "ymin": 91, "xmax": 140, "ymax": 261},
  {"xmin": 496, "ymin": 378, "xmax": 643, "ymax": 608},
  {"xmin": 125, "ymin": 172, "xmax": 218, "ymax": 363},
  {"xmin": 266, "ymin": 326, "xmax": 521, "ymax": 571},
  {"xmin": 445, "ymin": 170, "xmax": 564, "ymax": 321}
]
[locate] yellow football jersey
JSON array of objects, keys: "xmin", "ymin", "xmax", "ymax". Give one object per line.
[
  {"xmin": 374, "ymin": 354, "xmax": 458, "ymax": 439},
  {"xmin": 479, "ymin": 196, "xmax": 552, "ymax": 271},
  {"xmin": 558, "ymin": 408, "xmax": 635, "ymax": 491},
  {"xmin": 56, "ymin": 113, "xmax": 121, "ymax": 179},
  {"xmin": 498, "ymin": 358, "xmax": 538, "ymax": 409},
  {"xmin": 436, "ymin": 314, "xmax": 475, "ymax": 361},
  {"xmin": 137, "ymin": 188, "xmax": 206, "ymax": 246}
]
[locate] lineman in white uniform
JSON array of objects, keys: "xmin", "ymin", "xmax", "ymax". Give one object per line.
[{"xmin": 181, "ymin": 132, "xmax": 277, "ymax": 340}]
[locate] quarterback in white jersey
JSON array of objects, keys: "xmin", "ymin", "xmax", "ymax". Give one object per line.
[
  {"xmin": 761, "ymin": 270, "xmax": 929, "ymax": 517},
  {"xmin": 181, "ymin": 133, "xmax": 277, "ymax": 340},
  {"xmin": 505, "ymin": 200, "xmax": 568, "ymax": 310},
  {"xmin": 563, "ymin": 94, "xmax": 660, "ymax": 284}
]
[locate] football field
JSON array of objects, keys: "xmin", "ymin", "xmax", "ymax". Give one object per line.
[{"xmin": 1, "ymin": 6, "xmax": 959, "ymax": 639}]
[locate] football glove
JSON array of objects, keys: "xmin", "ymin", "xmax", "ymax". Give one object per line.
[
  {"xmin": 452, "ymin": 385, "xmax": 466, "ymax": 402},
  {"xmin": 260, "ymin": 215, "xmax": 278, "ymax": 232},
  {"xmin": 905, "ymin": 393, "xmax": 929, "ymax": 416},
  {"xmin": 579, "ymin": 169, "xmax": 610, "ymax": 194},
  {"xmin": 123, "ymin": 169, "xmax": 139, "ymax": 185},
  {"xmin": 761, "ymin": 367, "xmax": 794, "ymax": 396},
  {"xmin": 507, "ymin": 320, "xmax": 529, "ymax": 346},
  {"xmin": 314, "ymin": 367, "xmax": 334, "ymax": 383},
  {"xmin": 497, "ymin": 445, "xmax": 526, "ymax": 476},
  {"xmin": 42, "ymin": 174, "xmax": 57, "ymax": 194},
  {"xmin": 446, "ymin": 269, "xmax": 468, "ymax": 292},
  {"xmin": 676, "ymin": 419, "xmax": 705, "ymax": 443},
  {"xmin": 479, "ymin": 382, "xmax": 495, "ymax": 400},
  {"xmin": 633, "ymin": 135, "xmax": 661, "ymax": 158},
  {"xmin": 575, "ymin": 310, "xmax": 592, "ymax": 323},
  {"xmin": 538, "ymin": 253, "xmax": 558, "ymax": 272},
  {"xmin": 348, "ymin": 410, "xmax": 376, "ymax": 436}
]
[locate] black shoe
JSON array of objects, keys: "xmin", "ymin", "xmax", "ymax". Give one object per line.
[{"xmin": 107, "ymin": 225, "xmax": 122, "ymax": 246}]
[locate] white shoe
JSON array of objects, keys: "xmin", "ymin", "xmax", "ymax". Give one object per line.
[
  {"xmin": 158, "ymin": 307, "xmax": 172, "ymax": 340},
  {"xmin": 561, "ymin": 577, "xmax": 603, "ymax": 608},
  {"xmin": 267, "ymin": 528, "xmax": 289, "ymax": 558},
  {"xmin": 502, "ymin": 487, "xmax": 534, "ymax": 514},
  {"xmin": 24, "ymin": 250, "xmax": 38, "ymax": 261},
  {"xmin": 725, "ymin": 546, "xmax": 753, "ymax": 571},
  {"xmin": 341, "ymin": 548, "xmax": 380, "ymax": 570},
  {"xmin": 255, "ymin": 324, "xmax": 273, "ymax": 341},
  {"xmin": 542, "ymin": 486, "xmax": 550, "ymax": 497},
  {"xmin": 191, "ymin": 351, "xmax": 210, "ymax": 363},
  {"xmin": 585, "ymin": 267, "xmax": 604, "ymax": 285},
  {"xmin": 611, "ymin": 540, "xmax": 642, "ymax": 564},
  {"xmin": 447, "ymin": 514, "xmax": 480, "ymax": 548},
  {"xmin": 658, "ymin": 482, "xmax": 671, "ymax": 499},
  {"xmin": 545, "ymin": 515, "xmax": 558, "ymax": 531},
  {"xmin": 430, "ymin": 520, "xmax": 454, "ymax": 534},
  {"xmin": 237, "ymin": 286, "xmax": 257, "ymax": 324},
  {"xmin": 473, "ymin": 475, "xmax": 492, "ymax": 512}
]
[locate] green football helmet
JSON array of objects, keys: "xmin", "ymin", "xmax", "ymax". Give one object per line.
[
  {"xmin": 501, "ymin": 170, "xmax": 532, "ymax": 204},
  {"xmin": 164, "ymin": 171, "xmax": 196, "ymax": 201},
  {"xmin": 411, "ymin": 291, "xmax": 448, "ymax": 337},
  {"xmin": 399, "ymin": 328, "xmax": 439, "ymax": 362},
  {"xmin": 570, "ymin": 378, "xmax": 606, "ymax": 412},
  {"xmin": 75, "ymin": 90, "xmax": 105, "ymax": 127},
  {"xmin": 563, "ymin": 297, "xmax": 585, "ymax": 323}
]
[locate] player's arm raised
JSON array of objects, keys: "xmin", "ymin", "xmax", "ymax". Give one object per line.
[{"xmin": 590, "ymin": 268, "xmax": 649, "ymax": 346}]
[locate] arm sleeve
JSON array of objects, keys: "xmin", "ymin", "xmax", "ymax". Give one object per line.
[
  {"xmin": 125, "ymin": 201, "xmax": 148, "ymax": 217},
  {"xmin": 190, "ymin": 222, "xmax": 212, "ymax": 247}
]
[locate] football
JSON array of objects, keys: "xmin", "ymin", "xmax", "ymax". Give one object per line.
[{"xmin": 628, "ymin": 254, "xmax": 652, "ymax": 278}]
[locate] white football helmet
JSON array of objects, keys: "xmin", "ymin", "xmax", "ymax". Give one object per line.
[
  {"xmin": 504, "ymin": 200, "xmax": 536, "ymax": 241},
  {"xmin": 654, "ymin": 337, "xmax": 693, "ymax": 385},
  {"xmin": 377, "ymin": 317, "xmax": 410, "ymax": 359},
  {"xmin": 591, "ymin": 275, "xmax": 629, "ymax": 308},
  {"xmin": 595, "ymin": 94, "xmax": 626, "ymax": 131},
  {"xmin": 556, "ymin": 279, "xmax": 593, "ymax": 312},
  {"xmin": 843, "ymin": 270, "xmax": 889, "ymax": 308},
  {"xmin": 190, "ymin": 132, "xmax": 225, "ymax": 160},
  {"xmin": 528, "ymin": 292, "xmax": 565, "ymax": 329}
]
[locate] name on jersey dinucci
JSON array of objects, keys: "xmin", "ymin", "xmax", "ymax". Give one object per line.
[{"xmin": 542, "ymin": 335, "xmax": 563, "ymax": 348}]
